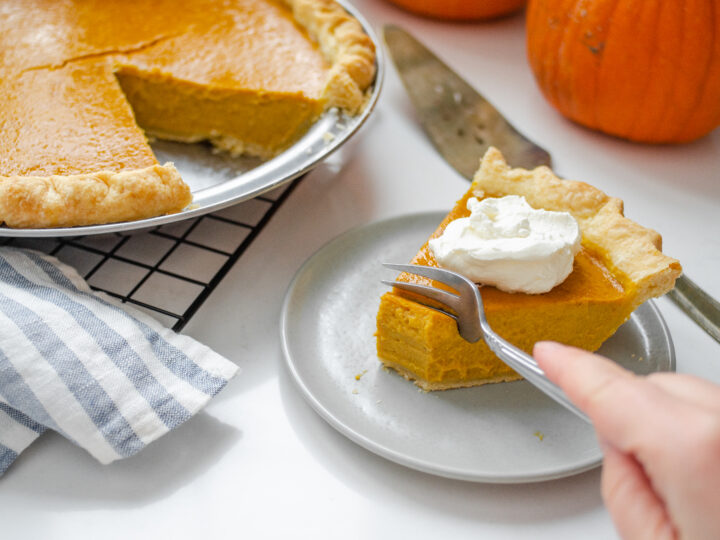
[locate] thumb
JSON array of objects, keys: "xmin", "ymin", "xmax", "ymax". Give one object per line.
[{"xmin": 532, "ymin": 341, "xmax": 683, "ymax": 457}]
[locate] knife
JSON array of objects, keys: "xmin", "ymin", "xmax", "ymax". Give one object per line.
[
  {"xmin": 383, "ymin": 24, "xmax": 550, "ymax": 177},
  {"xmin": 383, "ymin": 24, "xmax": 720, "ymax": 345}
]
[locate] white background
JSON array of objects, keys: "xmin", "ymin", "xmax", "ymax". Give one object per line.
[{"xmin": 2, "ymin": 1, "xmax": 720, "ymax": 538}]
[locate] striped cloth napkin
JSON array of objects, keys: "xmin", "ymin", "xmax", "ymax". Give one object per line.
[{"xmin": 0, "ymin": 247, "xmax": 238, "ymax": 476}]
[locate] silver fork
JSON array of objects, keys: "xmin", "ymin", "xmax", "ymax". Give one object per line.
[{"xmin": 382, "ymin": 263, "xmax": 590, "ymax": 423}]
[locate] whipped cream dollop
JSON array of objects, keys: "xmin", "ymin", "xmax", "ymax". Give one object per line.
[{"xmin": 429, "ymin": 195, "xmax": 581, "ymax": 294}]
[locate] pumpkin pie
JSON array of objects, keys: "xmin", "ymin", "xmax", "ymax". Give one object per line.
[
  {"xmin": 0, "ymin": 0, "xmax": 375, "ymax": 228},
  {"xmin": 376, "ymin": 148, "xmax": 681, "ymax": 390}
]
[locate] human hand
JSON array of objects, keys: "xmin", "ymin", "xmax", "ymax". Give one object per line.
[{"xmin": 533, "ymin": 341, "xmax": 720, "ymax": 540}]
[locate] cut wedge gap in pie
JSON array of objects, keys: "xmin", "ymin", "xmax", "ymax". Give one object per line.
[
  {"xmin": 376, "ymin": 147, "xmax": 682, "ymax": 391},
  {"xmin": 0, "ymin": 0, "xmax": 376, "ymax": 228}
]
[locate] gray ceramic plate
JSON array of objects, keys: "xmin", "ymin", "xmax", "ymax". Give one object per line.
[
  {"xmin": 280, "ymin": 212, "xmax": 675, "ymax": 483},
  {"xmin": 1, "ymin": 0, "xmax": 382, "ymax": 238}
]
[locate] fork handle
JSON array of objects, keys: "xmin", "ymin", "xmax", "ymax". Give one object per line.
[{"xmin": 483, "ymin": 332, "xmax": 591, "ymax": 423}]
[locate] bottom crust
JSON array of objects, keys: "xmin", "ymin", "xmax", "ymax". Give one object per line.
[
  {"xmin": 380, "ymin": 358, "xmax": 523, "ymax": 391},
  {"xmin": 146, "ymin": 129, "xmax": 282, "ymax": 161}
]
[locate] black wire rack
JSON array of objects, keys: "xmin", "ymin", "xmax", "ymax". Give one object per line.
[{"xmin": 0, "ymin": 178, "xmax": 301, "ymax": 331}]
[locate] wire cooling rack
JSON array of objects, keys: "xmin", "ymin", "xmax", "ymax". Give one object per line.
[{"xmin": 0, "ymin": 179, "xmax": 300, "ymax": 331}]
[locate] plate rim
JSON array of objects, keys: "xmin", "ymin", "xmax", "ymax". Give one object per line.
[
  {"xmin": 1, "ymin": 0, "xmax": 384, "ymax": 238},
  {"xmin": 280, "ymin": 211, "xmax": 676, "ymax": 483}
]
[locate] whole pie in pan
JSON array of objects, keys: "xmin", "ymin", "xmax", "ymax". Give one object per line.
[
  {"xmin": 0, "ymin": 0, "xmax": 375, "ymax": 228},
  {"xmin": 376, "ymin": 148, "xmax": 682, "ymax": 391}
]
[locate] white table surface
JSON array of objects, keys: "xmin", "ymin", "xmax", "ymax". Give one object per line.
[{"xmin": 3, "ymin": 2, "xmax": 720, "ymax": 538}]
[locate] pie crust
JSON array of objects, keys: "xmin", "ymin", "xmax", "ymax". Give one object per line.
[{"xmin": 0, "ymin": 165, "xmax": 189, "ymax": 229}]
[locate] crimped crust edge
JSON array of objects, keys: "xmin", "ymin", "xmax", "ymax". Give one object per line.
[
  {"xmin": 471, "ymin": 147, "xmax": 682, "ymax": 307},
  {"xmin": 0, "ymin": 163, "xmax": 191, "ymax": 228},
  {"xmin": 281, "ymin": 0, "xmax": 376, "ymax": 113}
]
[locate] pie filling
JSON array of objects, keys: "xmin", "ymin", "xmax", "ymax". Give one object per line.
[
  {"xmin": 0, "ymin": 60, "xmax": 157, "ymax": 178},
  {"xmin": 116, "ymin": 69, "xmax": 325, "ymax": 160}
]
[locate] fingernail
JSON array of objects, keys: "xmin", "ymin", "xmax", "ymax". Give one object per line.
[{"xmin": 533, "ymin": 341, "xmax": 565, "ymax": 356}]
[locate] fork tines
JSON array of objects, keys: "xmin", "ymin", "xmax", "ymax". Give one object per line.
[
  {"xmin": 382, "ymin": 262, "xmax": 477, "ymax": 296},
  {"xmin": 381, "ymin": 262, "xmax": 482, "ymax": 316},
  {"xmin": 380, "ymin": 279, "xmax": 460, "ymax": 314}
]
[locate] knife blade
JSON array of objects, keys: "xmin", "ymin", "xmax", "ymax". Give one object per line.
[
  {"xmin": 383, "ymin": 24, "xmax": 720, "ymax": 345},
  {"xmin": 667, "ymin": 276, "xmax": 720, "ymax": 344},
  {"xmin": 383, "ymin": 24, "xmax": 551, "ymax": 179}
]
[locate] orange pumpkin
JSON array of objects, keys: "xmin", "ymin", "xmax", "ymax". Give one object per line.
[
  {"xmin": 386, "ymin": 0, "xmax": 526, "ymax": 20},
  {"xmin": 526, "ymin": 0, "xmax": 720, "ymax": 143}
]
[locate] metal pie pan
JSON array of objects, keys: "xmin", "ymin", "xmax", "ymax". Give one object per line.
[{"xmin": 1, "ymin": 0, "xmax": 383, "ymax": 238}]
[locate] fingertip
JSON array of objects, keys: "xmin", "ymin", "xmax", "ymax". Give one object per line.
[
  {"xmin": 533, "ymin": 340, "xmax": 588, "ymax": 359},
  {"xmin": 533, "ymin": 340, "xmax": 565, "ymax": 357},
  {"xmin": 533, "ymin": 341, "xmax": 618, "ymax": 373},
  {"xmin": 532, "ymin": 341, "xmax": 634, "ymax": 417},
  {"xmin": 533, "ymin": 341, "xmax": 579, "ymax": 377}
]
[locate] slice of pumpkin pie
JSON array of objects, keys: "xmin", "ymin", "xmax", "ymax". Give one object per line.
[{"xmin": 376, "ymin": 147, "xmax": 681, "ymax": 391}]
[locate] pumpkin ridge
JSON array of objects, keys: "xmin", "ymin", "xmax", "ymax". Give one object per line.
[
  {"xmin": 540, "ymin": 0, "xmax": 572, "ymax": 105},
  {"xmin": 587, "ymin": 0, "xmax": 608, "ymax": 129},
  {"xmin": 527, "ymin": 0, "xmax": 550, "ymax": 97},
  {"xmin": 553, "ymin": 0, "xmax": 585, "ymax": 116},
  {"xmin": 710, "ymin": 0, "xmax": 720, "ymax": 131},
  {"xmin": 565, "ymin": 0, "xmax": 596, "ymax": 120},
  {"xmin": 597, "ymin": 0, "xmax": 648, "ymax": 137},
  {"xmin": 628, "ymin": 0, "xmax": 663, "ymax": 141},
  {"xmin": 593, "ymin": 0, "xmax": 623, "ymax": 132},
  {"xmin": 705, "ymin": 0, "xmax": 720, "ymax": 134},
  {"xmin": 569, "ymin": 0, "xmax": 597, "ymax": 117},
  {"xmin": 528, "ymin": 0, "xmax": 579, "ymax": 116},
  {"xmin": 646, "ymin": 2, "xmax": 682, "ymax": 142},
  {"xmin": 534, "ymin": 0, "xmax": 565, "ymax": 111},
  {"xmin": 678, "ymin": 0, "xmax": 717, "ymax": 141},
  {"xmin": 583, "ymin": 0, "xmax": 618, "ymax": 129}
]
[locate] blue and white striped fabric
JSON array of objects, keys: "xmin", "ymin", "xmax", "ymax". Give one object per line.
[{"xmin": 0, "ymin": 247, "xmax": 238, "ymax": 477}]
